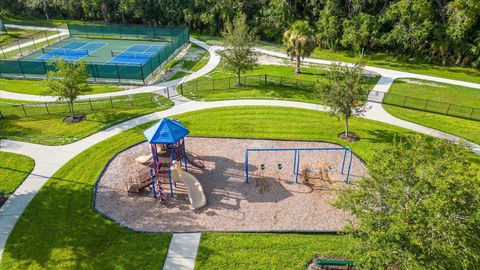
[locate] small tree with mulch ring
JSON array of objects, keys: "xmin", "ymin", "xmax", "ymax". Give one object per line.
[{"xmin": 44, "ymin": 59, "xmax": 91, "ymax": 123}]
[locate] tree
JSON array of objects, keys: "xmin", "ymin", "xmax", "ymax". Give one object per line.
[
  {"xmin": 44, "ymin": 60, "xmax": 91, "ymax": 122},
  {"xmin": 218, "ymin": 13, "xmax": 258, "ymax": 86},
  {"xmin": 336, "ymin": 138, "xmax": 480, "ymax": 269},
  {"xmin": 282, "ymin": 20, "xmax": 316, "ymax": 74},
  {"xmin": 25, "ymin": 0, "xmax": 57, "ymax": 20},
  {"xmin": 316, "ymin": 62, "xmax": 368, "ymax": 140}
]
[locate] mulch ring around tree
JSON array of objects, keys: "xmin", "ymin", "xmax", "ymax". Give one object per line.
[
  {"xmin": 63, "ymin": 114, "xmax": 87, "ymax": 123},
  {"xmin": 337, "ymin": 132, "xmax": 360, "ymax": 142}
]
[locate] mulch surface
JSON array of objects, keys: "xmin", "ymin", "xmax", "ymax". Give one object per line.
[{"xmin": 94, "ymin": 137, "xmax": 367, "ymax": 232}]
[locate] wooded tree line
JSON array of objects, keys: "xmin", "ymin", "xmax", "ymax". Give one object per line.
[{"xmin": 2, "ymin": 0, "xmax": 480, "ymax": 68}]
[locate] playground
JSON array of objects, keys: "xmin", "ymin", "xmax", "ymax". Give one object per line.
[{"xmin": 94, "ymin": 131, "xmax": 367, "ymax": 232}]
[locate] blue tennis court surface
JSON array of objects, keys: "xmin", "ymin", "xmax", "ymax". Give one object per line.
[
  {"xmin": 37, "ymin": 42, "xmax": 106, "ymax": 61},
  {"xmin": 107, "ymin": 45, "xmax": 165, "ymax": 65}
]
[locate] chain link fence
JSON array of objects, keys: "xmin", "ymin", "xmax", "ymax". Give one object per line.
[
  {"xmin": 382, "ymin": 92, "xmax": 480, "ymax": 121},
  {"xmin": 176, "ymin": 74, "xmax": 316, "ymax": 97},
  {"xmin": 0, "ymin": 93, "xmax": 168, "ymax": 119},
  {"xmin": 0, "ymin": 28, "xmax": 65, "ymax": 60}
]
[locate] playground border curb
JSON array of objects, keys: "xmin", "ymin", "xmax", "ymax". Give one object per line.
[{"xmin": 90, "ymin": 135, "xmax": 364, "ymax": 234}]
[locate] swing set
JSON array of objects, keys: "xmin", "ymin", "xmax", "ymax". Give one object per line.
[{"xmin": 244, "ymin": 146, "xmax": 353, "ymax": 184}]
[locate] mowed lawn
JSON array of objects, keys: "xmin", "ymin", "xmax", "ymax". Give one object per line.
[
  {"xmin": 0, "ymin": 78, "xmax": 124, "ymax": 95},
  {"xmin": 388, "ymin": 78, "xmax": 480, "ymax": 108},
  {"xmin": 384, "ymin": 105, "xmax": 480, "ymax": 145},
  {"xmin": 384, "ymin": 78, "xmax": 480, "ymax": 145},
  {"xmin": 182, "ymin": 64, "xmax": 379, "ymax": 103},
  {"xmin": 0, "ymin": 152, "xmax": 35, "ymax": 194},
  {"xmin": 0, "ymin": 94, "xmax": 174, "ymax": 145}
]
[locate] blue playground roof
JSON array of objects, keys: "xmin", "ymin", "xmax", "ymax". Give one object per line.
[{"xmin": 143, "ymin": 118, "xmax": 190, "ymax": 144}]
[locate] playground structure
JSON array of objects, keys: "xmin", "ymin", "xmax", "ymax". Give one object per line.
[
  {"xmin": 139, "ymin": 118, "xmax": 205, "ymax": 204},
  {"xmin": 245, "ymin": 146, "xmax": 353, "ymax": 184}
]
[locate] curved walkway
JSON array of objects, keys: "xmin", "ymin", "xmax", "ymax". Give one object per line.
[{"xmin": 1, "ymin": 25, "xmax": 480, "ymax": 267}]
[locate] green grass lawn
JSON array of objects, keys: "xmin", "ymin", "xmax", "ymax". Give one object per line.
[
  {"xmin": 384, "ymin": 105, "xmax": 480, "ymax": 145},
  {"xmin": 0, "ymin": 78, "xmax": 124, "ymax": 95},
  {"xmin": 161, "ymin": 43, "xmax": 210, "ymax": 81},
  {"xmin": 195, "ymin": 233, "xmax": 354, "ymax": 269},
  {"xmin": 2, "ymin": 106, "xmax": 479, "ymax": 269},
  {"xmin": 191, "ymin": 32, "xmax": 480, "ymax": 84},
  {"xmin": 388, "ymin": 78, "xmax": 480, "ymax": 108},
  {"xmin": 181, "ymin": 64, "xmax": 379, "ymax": 103},
  {"xmin": 0, "ymin": 152, "xmax": 35, "ymax": 195},
  {"xmin": 0, "ymin": 94, "xmax": 174, "ymax": 145}
]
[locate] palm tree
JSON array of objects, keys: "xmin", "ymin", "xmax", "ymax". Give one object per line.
[{"xmin": 282, "ymin": 20, "xmax": 316, "ymax": 74}]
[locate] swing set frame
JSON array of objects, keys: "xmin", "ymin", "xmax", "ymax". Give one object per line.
[{"xmin": 244, "ymin": 146, "xmax": 354, "ymax": 184}]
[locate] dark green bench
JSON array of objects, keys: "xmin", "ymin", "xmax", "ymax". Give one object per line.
[{"xmin": 316, "ymin": 259, "xmax": 354, "ymax": 269}]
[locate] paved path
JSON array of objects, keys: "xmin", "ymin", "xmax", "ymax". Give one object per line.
[
  {"xmin": 163, "ymin": 233, "xmax": 201, "ymax": 270},
  {"xmin": 1, "ymin": 24, "xmax": 480, "ymax": 268}
]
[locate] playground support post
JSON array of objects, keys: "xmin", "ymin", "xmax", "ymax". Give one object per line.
[{"xmin": 345, "ymin": 149, "xmax": 353, "ymax": 183}]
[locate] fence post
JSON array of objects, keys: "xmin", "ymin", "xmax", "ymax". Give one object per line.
[
  {"xmin": 228, "ymin": 77, "xmax": 231, "ymax": 89},
  {"xmin": 446, "ymin": 103, "xmax": 451, "ymax": 114},
  {"xmin": 110, "ymin": 96, "xmax": 113, "ymax": 108},
  {"xmin": 469, "ymin": 108, "xmax": 474, "ymax": 119},
  {"xmin": 45, "ymin": 102, "xmax": 49, "ymax": 114},
  {"xmin": 115, "ymin": 64, "xmax": 121, "ymax": 83},
  {"xmin": 424, "ymin": 99, "xmax": 429, "ymax": 110},
  {"xmin": 0, "ymin": 45, "xmax": 5, "ymax": 59},
  {"xmin": 17, "ymin": 41, "xmax": 23, "ymax": 57},
  {"xmin": 140, "ymin": 65, "xmax": 145, "ymax": 85},
  {"xmin": 150, "ymin": 92, "xmax": 153, "ymax": 103},
  {"xmin": 212, "ymin": 78, "xmax": 215, "ymax": 91},
  {"xmin": 264, "ymin": 74, "xmax": 267, "ymax": 85},
  {"xmin": 31, "ymin": 37, "xmax": 37, "ymax": 51},
  {"xmin": 180, "ymin": 84, "xmax": 183, "ymax": 95},
  {"xmin": 280, "ymin": 76, "xmax": 283, "ymax": 86},
  {"xmin": 89, "ymin": 98, "xmax": 93, "ymax": 110},
  {"xmin": 44, "ymin": 32, "xmax": 49, "ymax": 45},
  {"xmin": 195, "ymin": 80, "xmax": 198, "ymax": 94},
  {"xmin": 402, "ymin": 96, "xmax": 407, "ymax": 106},
  {"xmin": 18, "ymin": 60, "xmax": 26, "ymax": 78},
  {"xmin": 21, "ymin": 104, "xmax": 27, "ymax": 117},
  {"xmin": 0, "ymin": 110, "xmax": 3, "ymax": 119}
]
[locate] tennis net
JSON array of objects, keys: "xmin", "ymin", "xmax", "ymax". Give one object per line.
[
  {"xmin": 111, "ymin": 50, "xmax": 157, "ymax": 58},
  {"xmin": 41, "ymin": 48, "xmax": 90, "ymax": 55}
]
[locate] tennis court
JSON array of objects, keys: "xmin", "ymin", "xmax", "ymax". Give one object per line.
[
  {"xmin": 37, "ymin": 41, "xmax": 107, "ymax": 61},
  {"xmin": 0, "ymin": 23, "xmax": 189, "ymax": 84},
  {"xmin": 108, "ymin": 44, "xmax": 165, "ymax": 65}
]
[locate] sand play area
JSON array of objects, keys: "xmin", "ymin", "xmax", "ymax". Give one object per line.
[{"xmin": 94, "ymin": 137, "xmax": 367, "ymax": 232}]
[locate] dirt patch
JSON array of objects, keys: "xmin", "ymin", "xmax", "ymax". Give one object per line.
[
  {"xmin": 338, "ymin": 132, "xmax": 360, "ymax": 142},
  {"xmin": 63, "ymin": 114, "xmax": 86, "ymax": 123},
  {"xmin": 399, "ymin": 78, "xmax": 446, "ymax": 88},
  {"xmin": 94, "ymin": 137, "xmax": 367, "ymax": 232}
]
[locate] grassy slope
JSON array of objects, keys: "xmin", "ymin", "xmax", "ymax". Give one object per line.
[
  {"xmin": 183, "ymin": 64, "xmax": 379, "ymax": 103},
  {"xmin": 0, "ymin": 78, "xmax": 123, "ymax": 95},
  {"xmin": 0, "ymin": 152, "xmax": 35, "ymax": 194},
  {"xmin": 190, "ymin": 32, "xmax": 480, "ymax": 84},
  {"xmin": 384, "ymin": 105, "xmax": 480, "ymax": 145},
  {"xmin": 0, "ymin": 95, "xmax": 174, "ymax": 145},
  {"xmin": 388, "ymin": 78, "xmax": 480, "ymax": 107}
]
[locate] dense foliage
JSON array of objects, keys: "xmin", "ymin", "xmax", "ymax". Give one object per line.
[
  {"xmin": 336, "ymin": 138, "xmax": 480, "ymax": 269},
  {"xmin": 3, "ymin": 0, "xmax": 480, "ymax": 68}
]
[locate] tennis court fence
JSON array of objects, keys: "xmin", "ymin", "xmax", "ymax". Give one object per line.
[
  {"xmin": 0, "ymin": 93, "xmax": 167, "ymax": 119},
  {"xmin": 0, "ymin": 17, "xmax": 6, "ymax": 34},
  {"xmin": 0, "ymin": 24, "xmax": 189, "ymax": 84},
  {"xmin": 67, "ymin": 23, "xmax": 187, "ymax": 40},
  {"xmin": 0, "ymin": 28, "xmax": 65, "ymax": 60},
  {"xmin": 379, "ymin": 91, "xmax": 480, "ymax": 121}
]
